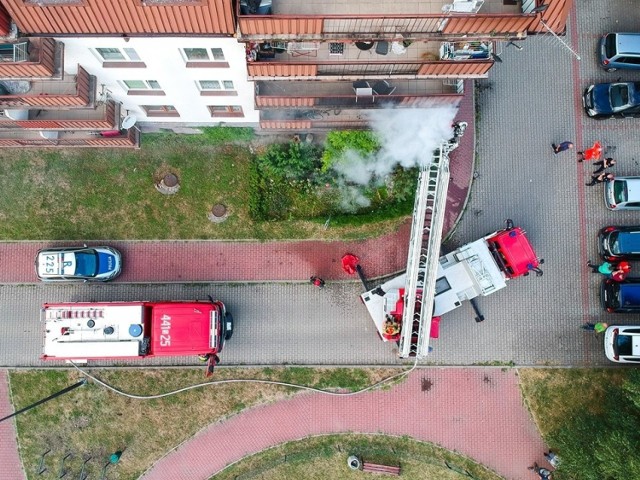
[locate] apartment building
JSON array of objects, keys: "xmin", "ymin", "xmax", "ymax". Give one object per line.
[
  {"xmin": 0, "ymin": 0, "xmax": 571, "ymax": 146},
  {"xmin": 0, "ymin": 0, "xmax": 254, "ymax": 147},
  {"xmin": 239, "ymin": 0, "xmax": 572, "ymax": 130}
]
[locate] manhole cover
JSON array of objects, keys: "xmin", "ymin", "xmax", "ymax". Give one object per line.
[
  {"xmin": 155, "ymin": 172, "xmax": 180, "ymax": 195},
  {"xmin": 211, "ymin": 204, "xmax": 227, "ymax": 217},
  {"xmin": 208, "ymin": 204, "xmax": 229, "ymax": 223},
  {"xmin": 163, "ymin": 174, "xmax": 178, "ymax": 187}
]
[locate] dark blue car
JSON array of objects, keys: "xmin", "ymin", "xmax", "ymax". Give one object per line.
[{"xmin": 583, "ymin": 82, "xmax": 640, "ymax": 118}]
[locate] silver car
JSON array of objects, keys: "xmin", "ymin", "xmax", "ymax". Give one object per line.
[
  {"xmin": 604, "ymin": 176, "xmax": 640, "ymax": 210},
  {"xmin": 604, "ymin": 325, "xmax": 640, "ymax": 363},
  {"xmin": 35, "ymin": 245, "xmax": 122, "ymax": 282}
]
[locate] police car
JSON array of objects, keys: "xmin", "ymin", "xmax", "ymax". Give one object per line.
[{"xmin": 35, "ymin": 246, "xmax": 122, "ymax": 282}]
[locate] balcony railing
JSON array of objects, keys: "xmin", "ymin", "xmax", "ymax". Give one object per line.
[
  {"xmin": 248, "ymin": 59, "xmax": 492, "ymax": 79},
  {"xmin": 0, "ymin": 65, "xmax": 93, "ymax": 108},
  {"xmin": 237, "ymin": 0, "xmax": 570, "ymax": 39},
  {"xmin": 0, "ymin": 99, "xmax": 119, "ymax": 130},
  {"xmin": 0, "ymin": 38, "xmax": 58, "ymax": 78},
  {"xmin": 0, "ymin": 126, "xmax": 140, "ymax": 148}
]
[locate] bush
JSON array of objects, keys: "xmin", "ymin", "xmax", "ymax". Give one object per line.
[
  {"xmin": 321, "ymin": 130, "xmax": 380, "ymax": 171},
  {"xmin": 257, "ymin": 142, "xmax": 323, "ymax": 180}
]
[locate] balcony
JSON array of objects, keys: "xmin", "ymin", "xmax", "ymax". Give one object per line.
[
  {"xmin": 0, "ymin": 65, "xmax": 94, "ymax": 108},
  {"xmin": 0, "ymin": 127, "xmax": 140, "ymax": 148},
  {"xmin": 237, "ymin": 0, "xmax": 536, "ymax": 41},
  {"xmin": 0, "ymin": 99, "xmax": 120, "ymax": 130},
  {"xmin": 256, "ymin": 79, "xmax": 463, "ymax": 130},
  {"xmin": 247, "ymin": 40, "xmax": 493, "ymax": 79},
  {"xmin": 0, "ymin": 38, "xmax": 61, "ymax": 79}
]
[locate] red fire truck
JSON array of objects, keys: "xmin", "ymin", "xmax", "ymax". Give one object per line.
[
  {"xmin": 41, "ymin": 299, "xmax": 233, "ymax": 366},
  {"xmin": 361, "ymin": 221, "xmax": 542, "ymax": 344}
]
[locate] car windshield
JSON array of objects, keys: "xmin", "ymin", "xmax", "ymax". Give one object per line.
[
  {"xmin": 609, "ymin": 232, "xmax": 622, "ymax": 253},
  {"xmin": 616, "ymin": 333, "xmax": 633, "ymax": 356},
  {"xmin": 609, "ymin": 84, "xmax": 630, "ymax": 109},
  {"xmin": 605, "ymin": 34, "xmax": 617, "ymax": 58},
  {"xmin": 605, "ymin": 282, "xmax": 621, "ymax": 310},
  {"xmin": 74, "ymin": 251, "xmax": 98, "ymax": 277},
  {"xmin": 613, "ymin": 180, "xmax": 628, "ymax": 204}
]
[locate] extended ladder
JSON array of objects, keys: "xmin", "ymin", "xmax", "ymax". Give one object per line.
[{"xmin": 398, "ymin": 144, "xmax": 450, "ymax": 358}]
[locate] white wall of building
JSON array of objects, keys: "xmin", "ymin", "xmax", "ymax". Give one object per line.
[{"xmin": 58, "ymin": 36, "xmax": 259, "ymax": 126}]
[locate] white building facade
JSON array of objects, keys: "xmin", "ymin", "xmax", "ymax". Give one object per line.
[{"xmin": 59, "ymin": 36, "xmax": 259, "ymax": 129}]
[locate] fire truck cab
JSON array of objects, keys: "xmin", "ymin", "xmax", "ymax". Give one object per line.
[{"xmin": 41, "ymin": 299, "xmax": 232, "ymax": 362}]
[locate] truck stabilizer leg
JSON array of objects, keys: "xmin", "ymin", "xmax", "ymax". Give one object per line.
[
  {"xmin": 470, "ymin": 298, "xmax": 485, "ymax": 323},
  {"xmin": 355, "ymin": 264, "xmax": 368, "ymax": 291}
]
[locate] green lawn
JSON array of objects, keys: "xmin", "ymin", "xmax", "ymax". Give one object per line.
[
  {"xmin": 213, "ymin": 433, "xmax": 503, "ymax": 480},
  {"xmin": 9, "ymin": 367, "xmax": 399, "ymax": 480},
  {"xmin": 0, "ymin": 130, "xmax": 411, "ymax": 241}
]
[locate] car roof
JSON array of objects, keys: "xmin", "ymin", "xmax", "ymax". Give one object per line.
[
  {"xmin": 616, "ymin": 229, "xmax": 640, "ymax": 252},
  {"xmin": 615, "ymin": 33, "xmax": 640, "ymax": 55},
  {"xmin": 618, "ymin": 177, "xmax": 640, "ymax": 202},
  {"xmin": 615, "ymin": 326, "xmax": 640, "ymax": 357}
]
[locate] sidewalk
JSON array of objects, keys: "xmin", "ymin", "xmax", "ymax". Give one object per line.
[
  {"xmin": 0, "ymin": 370, "xmax": 26, "ymax": 480},
  {"xmin": 141, "ymin": 369, "xmax": 548, "ymax": 480}
]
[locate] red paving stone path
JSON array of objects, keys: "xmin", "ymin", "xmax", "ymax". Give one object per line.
[
  {"xmin": 0, "ymin": 371, "xmax": 26, "ymax": 480},
  {"xmin": 141, "ymin": 369, "xmax": 548, "ymax": 480},
  {"xmin": 0, "ymin": 82, "xmax": 474, "ymax": 284}
]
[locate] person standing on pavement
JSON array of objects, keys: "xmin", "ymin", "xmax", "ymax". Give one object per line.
[
  {"xmin": 585, "ymin": 172, "xmax": 613, "ymax": 186},
  {"xmin": 592, "ymin": 157, "xmax": 616, "ymax": 174},
  {"xmin": 310, "ymin": 276, "xmax": 325, "ymax": 288},
  {"xmin": 611, "ymin": 261, "xmax": 630, "ymax": 282},
  {"xmin": 551, "ymin": 141, "xmax": 574, "ymax": 154},
  {"xmin": 587, "ymin": 260, "xmax": 615, "ymax": 275},
  {"xmin": 581, "ymin": 322, "xmax": 608, "ymax": 333},
  {"xmin": 577, "ymin": 141, "xmax": 602, "ymax": 162},
  {"xmin": 528, "ymin": 463, "xmax": 553, "ymax": 479},
  {"xmin": 544, "ymin": 451, "xmax": 560, "ymax": 468}
]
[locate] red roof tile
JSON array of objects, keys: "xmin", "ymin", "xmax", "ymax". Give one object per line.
[{"xmin": 1, "ymin": 0, "xmax": 235, "ymax": 35}]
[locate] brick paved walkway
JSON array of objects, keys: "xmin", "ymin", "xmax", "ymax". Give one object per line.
[
  {"xmin": 0, "ymin": 370, "xmax": 26, "ymax": 480},
  {"xmin": 141, "ymin": 368, "xmax": 549, "ymax": 480}
]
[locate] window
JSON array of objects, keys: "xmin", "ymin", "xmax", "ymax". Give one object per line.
[
  {"xmin": 142, "ymin": 105, "xmax": 180, "ymax": 117},
  {"xmin": 183, "ymin": 48, "xmax": 228, "ymax": 68},
  {"xmin": 123, "ymin": 80, "xmax": 165, "ymax": 96},
  {"xmin": 96, "ymin": 48, "xmax": 145, "ymax": 68},
  {"xmin": 198, "ymin": 80, "xmax": 237, "ymax": 96},
  {"xmin": 208, "ymin": 105, "xmax": 244, "ymax": 118}
]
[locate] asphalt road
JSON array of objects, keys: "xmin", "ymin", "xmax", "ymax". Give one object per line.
[{"xmin": 2, "ymin": 0, "xmax": 640, "ymax": 368}]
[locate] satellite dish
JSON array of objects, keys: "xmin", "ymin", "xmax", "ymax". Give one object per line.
[{"xmin": 121, "ymin": 115, "xmax": 137, "ymax": 130}]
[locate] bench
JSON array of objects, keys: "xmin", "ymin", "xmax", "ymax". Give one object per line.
[{"xmin": 362, "ymin": 462, "xmax": 401, "ymax": 476}]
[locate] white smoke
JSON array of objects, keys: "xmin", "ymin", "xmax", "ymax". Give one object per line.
[{"xmin": 332, "ymin": 106, "xmax": 459, "ymax": 186}]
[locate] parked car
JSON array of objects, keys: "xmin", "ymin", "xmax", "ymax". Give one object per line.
[
  {"xmin": 35, "ymin": 246, "xmax": 122, "ymax": 282},
  {"xmin": 599, "ymin": 32, "xmax": 640, "ymax": 71},
  {"xmin": 604, "ymin": 176, "xmax": 640, "ymax": 210},
  {"xmin": 598, "ymin": 226, "xmax": 640, "ymax": 260},
  {"xmin": 601, "ymin": 278, "xmax": 640, "ymax": 313},
  {"xmin": 604, "ymin": 325, "xmax": 640, "ymax": 363},
  {"xmin": 583, "ymin": 82, "xmax": 640, "ymax": 118}
]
